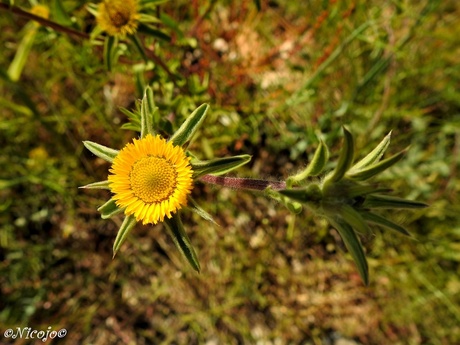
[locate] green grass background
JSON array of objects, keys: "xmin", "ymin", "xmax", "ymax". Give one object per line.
[{"xmin": 1, "ymin": 0, "xmax": 459, "ymax": 344}]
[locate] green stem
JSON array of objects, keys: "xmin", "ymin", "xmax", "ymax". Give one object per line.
[{"xmin": 200, "ymin": 175, "xmax": 286, "ymax": 191}]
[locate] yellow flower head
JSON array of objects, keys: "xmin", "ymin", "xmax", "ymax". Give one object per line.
[
  {"xmin": 108, "ymin": 134, "xmax": 194, "ymax": 225},
  {"xmin": 30, "ymin": 4, "xmax": 50, "ymax": 20},
  {"xmin": 96, "ymin": 0, "xmax": 139, "ymax": 37}
]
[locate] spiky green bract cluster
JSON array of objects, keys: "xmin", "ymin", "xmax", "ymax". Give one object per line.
[
  {"xmin": 270, "ymin": 127, "xmax": 427, "ymax": 285},
  {"xmin": 81, "ymin": 86, "xmax": 251, "ymax": 272}
]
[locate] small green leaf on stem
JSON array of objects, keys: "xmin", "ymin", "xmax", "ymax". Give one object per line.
[
  {"xmin": 287, "ymin": 139, "xmax": 329, "ymax": 186},
  {"xmin": 113, "ymin": 215, "xmax": 137, "ymax": 258},
  {"xmin": 191, "ymin": 155, "xmax": 251, "ymax": 179},
  {"xmin": 7, "ymin": 21, "xmax": 39, "ymax": 81},
  {"xmin": 79, "ymin": 180, "xmax": 111, "ymax": 190},
  {"xmin": 361, "ymin": 211, "xmax": 411, "ymax": 236},
  {"xmin": 165, "ymin": 215, "xmax": 201, "ymax": 272},
  {"xmin": 170, "ymin": 103, "xmax": 209, "ymax": 147},
  {"xmin": 130, "ymin": 33, "xmax": 148, "ymax": 62},
  {"xmin": 350, "ymin": 131, "xmax": 392, "ymax": 172},
  {"xmin": 347, "ymin": 150, "xmax": 406, "ymax": 181},
  {"xmin": 83, "ymin": 141, "xmax": 119, "ymax": 163},
  {"xmin": 97, "ymin": 198, "xmax": 123, "ymax": 219},
  {"xmin": 340, "ymin": 204, "xmax": 371, "ymax": 235},
  {"xmin": 188, "ymin": 196, "xmax": 219, "ymax": 226},
  {"xmin": 363, "ymin": 194, "xmax": 428, "ymax": 209},
  {"xmin": 328, "ymin": 127, "xmax": 355, "ymax": 183},
  {"xmin": 140, "ymin": 86, "xmax": 158, "ymax": 138},
  {"xmin": 104, "ymin": 36, "xmax": 118, "ymax": 71},
  {"xmin": 332, "ymin": 220, "xmax": 369, "ymax": 285}
]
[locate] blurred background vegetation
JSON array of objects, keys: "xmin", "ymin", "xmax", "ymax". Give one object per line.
[{"xmin": 0, "ymin": 0, "xmax": 459, "ymax": 344}]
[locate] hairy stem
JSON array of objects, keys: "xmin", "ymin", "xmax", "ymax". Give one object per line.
[{"xmin": 200, "ymin": 175, "xmax": 286, "ymax": 191}]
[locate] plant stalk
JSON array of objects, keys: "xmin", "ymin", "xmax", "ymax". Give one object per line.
[{"xmin": 200, "ymin": 175, "xmax": 286, "ymax": 191}]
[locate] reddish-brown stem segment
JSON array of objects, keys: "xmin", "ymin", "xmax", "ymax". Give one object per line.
[{"xmin": 200, "ymin": 175, "xmax": 286, "ymax": 191}]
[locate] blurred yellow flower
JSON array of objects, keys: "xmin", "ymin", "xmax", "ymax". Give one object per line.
[
  {"xmin": 30, "ymin": 4, "xmax": 50, "ymax": 20},
  {"xmin": 108, "ymin": 134, "xmax": 194, "ymax": 225},
  {"xmin": 96, "ymin": 0, "xmax": 139, "ymax": 37}
]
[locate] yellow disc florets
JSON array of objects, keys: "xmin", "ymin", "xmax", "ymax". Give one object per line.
[
  {"xmin": 108, "ymin": 134, "xmax": 194, "ymax": 224},
  {"xmin": 96, "ymin": 0, "xmax": 139, "ymax": 37}
]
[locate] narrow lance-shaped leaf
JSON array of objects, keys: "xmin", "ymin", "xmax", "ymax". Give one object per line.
[
  {"xmin": 83, "ymin": 141, "xmax": 119, "ymax": 163},
  {"xmin": 328, "ymin": 127, "xmax": 355, "ymax": 183},
  {"xmin": 137, "ymin": 24, "xmax": 171, "ymax": 42},
  {"xmin": 287, "ymin": 139, "xmax": 329, "ymax": 187},
  {"xmin": 340, "ymin": 204, "xmax": 371, "ymax": 235},
  {"xmin": 97, "ymin": 198, "xmax": 123, "ymax": 219},
  {"xmin": 188, "ymin": 196, "xmax": 218, "ymax": 226},
  {"xmin": 130, "ymin": 33, "xmax": 148, "ymax": 62},
  {"xmin": 104, "ymin": 36, "xmax": 118, "ymax": 72},
  {"xmin": 332, "ymin": 220, "xmax": 369, "ymax": 285},
  {"xmin": 79, "ymin": 180, "xmax": 111, "ymax": 190},
  {"xmin": 140, "ymin": 86, "xmax": 157, "ymax": 138},
  {"xmin": 191, "ymin": 154, "xmax": 251, "ymax": 179},
  {"xmin": 165, "ymin": 215, "xmax": 201, "ymax": 272},
  {"xmin": 363, "ymin": 194, "xmax": 428, "ymax": 209},
  {"xmin": 113, "ymin": 215, "xmax": 137, "ymax": 258},
  {"xmin": 170, "ymin": 103, "xmax": 209, "ymax": 147},
  {"xmin": 7, "ymin": 21, "xmax": 39, "ymax": 81},
  {"xmin": 361, "ymin": 211, "xmax": 411, "ymax": 236},
  {"xmin": 347, "ymin": 150, "xmax": 406, "ymax": 181},
  {"xmin": 349, "ymin": 131, "xmax": 392, "ymax": 172}
]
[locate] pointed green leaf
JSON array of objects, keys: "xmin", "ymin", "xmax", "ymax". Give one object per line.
[
  {"xmin": 346, "ymin": 185, "xmax": 392, "ymax": 199},
  {"xmin": 7, "ymin": 22, "xmax": 38, "ymax": 82},
  {"xmin": 350, "ymin": 131, "xmax": 392, "ymax": 172},
  {"xmin": 287, "ymin": 139, "xmax": 329, "ymax": 186},
  {"xmin": 97, "ymin": 198, "xmax": 123, "ymax": 219},
  {"xmin": 79, "ymin": 180, "xmax": 111, "ymax": 190},
  {"xmin": 137, "ymin": 24, "xmax": 171, "ymax": 42},
  {"xmin": 328, "ymin": 127, "xmax": 355, "ymax": 183},
  {"xmin": 83, "ymin": 141, "xmax": 119, "ymax": 163},
  {"xmin": 191, "ymin": 154, "xmax": 251, "ymax": 178},
  {"xmin": 113, "ymin": 215, "xmax": 137, "ymax": 257},
  {"xmin": 340, "ymin": 204, "xmax": 371, "ymax": 235},
  {"xmin": 165, "ymin": 215, "xmax": 201, "ymax": 272},
  {"xmin": 103, "ymin": 36, "xmax": 118, "ymax": 71},
  {"xmin": 137, "ymin": 14, "xmax": 161, "ymax": 24},
  {"xmin": 332, "ymin": 220, "xmax": 369, "ymax": 285},
  {"xmin": 188, "ymin": 196, "xmax": 218, "ymax": 226},
  {"xmin": 170, "ymin": 104, "xmax": 209, "ymax": 147},
  {"xmin": 130, "ymin": 33, "xmax": 148, "ymax": 62},
  {"xmin": 347, "ymin": 150, "xmax": 406, "ymax": 181},
  {"xmin": 140, "ymin": 86, "xmax": 158, "ymax": 138},
  {"xmin": 361, "ymin": 211, "xmax": 411, "ymax": 236},
  {"xmin": 363, "ymin": 194, "xmax": 428, "ymax": 209}
]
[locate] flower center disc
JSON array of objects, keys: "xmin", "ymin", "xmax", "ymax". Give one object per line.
[
  {"xmin": 130, "ymin": 156, "xmax": 177, "ymax": 203},
  {"xmin": 107, "ymin": 6, "xmax": 131, "ymax": 27}
]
